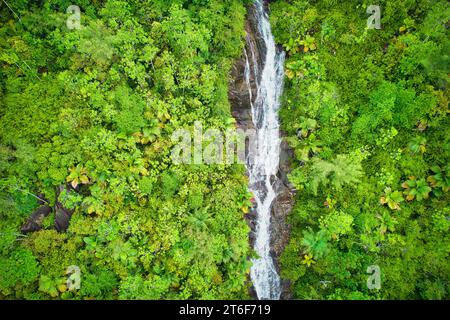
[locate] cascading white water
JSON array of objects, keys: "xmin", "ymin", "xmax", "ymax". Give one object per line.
[{"xmin": 245, "ymin": 0, "xmax": 285, "ymax": 300}]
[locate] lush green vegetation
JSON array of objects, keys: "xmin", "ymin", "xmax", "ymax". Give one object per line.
[
  {"xmin": 0, "ymin": 0, "xmax": 254, "ymax": 299},
  {"xmin": 271, "ymin": 0, "xmax": 449, "ymax": 299},
  {"xmin": 1, "ymin": 0, "xmax": 448, "ymax": 301}
]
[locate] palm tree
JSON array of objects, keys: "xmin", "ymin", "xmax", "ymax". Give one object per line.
[{"xmin": 301, "ymin": 228, "xmax": 329, "ymax": 259}]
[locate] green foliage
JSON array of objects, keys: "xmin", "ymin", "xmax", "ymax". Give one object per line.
[
  {"xmin": 138, "ymin": 176, "xmax": 155, "ymax": 195},
  {"xmin": 0, "ymin": 248, "xmax": 40, "ymax": 296},
  {"xmin": 161, "ymin": 171, "xmax": 180, "ymax": 199},
  {"xmin": 308, "ymin": 153, "xmax": 363, "ymax": 195},
  {"xmin": 301, "ymin": 229, "xmax": 329, "ymax": 259},
  {"xmin": 1, "ymin": 0, "xmax": 447, "ymax": 301},
  {"xmin": 79, "ymin": 270, "xmax": 118, "ymax": 299},
  {"xmin": 38, "ymin": 275, "xmax": 63, "ymax": 298},
  {"xmin": 427, "ymin": 165, "xmax": 450, "ymax": 196},
  {"xmin": 380, "ymin": 187, "xmax": 404, "ymax": 211},
  {"xmin": 272, "ymin": 0, "xmax": 450, "ymax": 300},
  {"xmin": 0, "ymin": 0, "xmax": 251, "ymax": 300},
  {"xmin": 352, "ymin": 82, "xmax": 433, "ymax": 143},
  {"xmin": 319, "ymin": 211, "xmax": 354, "ymax": 241},
  {"xmin": 401, "ymin": 176, "xmax": 432, "ymax": 201},
  {"xmin": 408, "ymin": 136, "xmax": 427, "ymax": 154}
]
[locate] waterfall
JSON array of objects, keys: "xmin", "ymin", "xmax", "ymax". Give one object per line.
[{"xmin": 245, "ymin": 0, "xmax": 286, "ymax": 300}]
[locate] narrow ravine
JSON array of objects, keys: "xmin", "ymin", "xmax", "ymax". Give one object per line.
[{"xmin": 245, "ymin": 0, "xmax": 286, "ymax": 300}]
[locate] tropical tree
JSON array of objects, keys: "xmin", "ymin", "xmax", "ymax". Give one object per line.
[{"xmin": 309, "ymin": 154, "xmax": 363, "ymax": 194}]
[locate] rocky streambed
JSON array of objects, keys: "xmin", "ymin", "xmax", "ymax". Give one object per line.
[{"xmin": 228, "ymin": 0, "xmax": 295, "ymax": 300}]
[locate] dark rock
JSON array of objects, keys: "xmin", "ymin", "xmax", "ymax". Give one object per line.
[
  {"xmin": 229, "ymin": 7, "xmax": 266, "ymax": 133},
  {"xmin": 54, "ymin": 185, "xmax": 74, "ymax": 232},
  {"xmin": 270, "ymin": 182, "xmax": 293, "ymax": 259},
  {"xmin": 22, "ymin": 185, "xmax": 76, "ymax": 234},
  {"xmin": 278, "ymin": 138, "xmax": 295, "ymax": 189},
  {"xmin": 271, "ymin": 133, "xmax": 296, "ymax": 299},
  {"xmin": 270, "ymin": 178, "xmax": 294, "ymax": 300},
  {"xmin": 21, "ymin": 205, "xmax": 52, "ymax": 233},
  {"xmin": 54, "ymin": 203, "xmax": 73, "ymax": 232}
]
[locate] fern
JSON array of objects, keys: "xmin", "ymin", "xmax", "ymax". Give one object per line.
[{"xmin": 309, "ymin": 154, "xmax": 363, "ymax": 195}]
